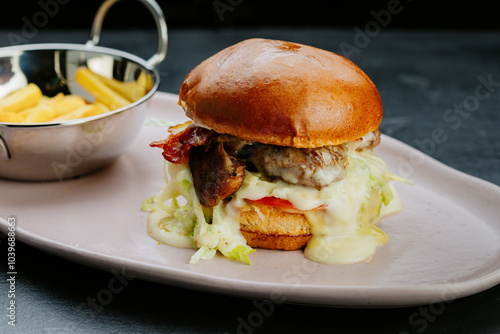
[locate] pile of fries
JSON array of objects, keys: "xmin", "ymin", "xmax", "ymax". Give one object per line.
[{"xmin": 0, "ymin": 67, "xmax": 152, "ymax": 123}]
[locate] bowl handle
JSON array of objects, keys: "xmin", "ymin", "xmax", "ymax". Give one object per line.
[
  {"xmin": 85, "ymin": 0, "xmax": 168, "ymax": 68},
  {"xmin": 0, "ymin": 132, "xmax": 10, "ymax": 161}
]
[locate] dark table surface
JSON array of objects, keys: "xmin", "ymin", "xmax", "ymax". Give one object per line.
[{"xmin": 1, "ymin": 27, "xmax": 499, "ymax": 333}]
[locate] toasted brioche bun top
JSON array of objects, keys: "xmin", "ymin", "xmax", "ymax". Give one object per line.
[{"xmin": 179, "ymin": 38, "xmax": 383, "ymax": 147}]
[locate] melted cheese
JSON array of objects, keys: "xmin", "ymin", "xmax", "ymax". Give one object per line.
[{"xmin": 225, "ymin": 148, "xmax": 401, "ymax": 264}]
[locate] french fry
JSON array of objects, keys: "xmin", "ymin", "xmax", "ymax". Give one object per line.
[
  {"xmin": 136, "ymin": 70, "xmax": 154, "ymax": 96},
  {"xmin": 0, "ymin": 66, "xmax": 150, "ymax": 123},
  {"xmin": 51, "ymin": 104, "xmax": 99, "ymax": 122},
  {"xmin": 21, "ymin": 105, "xmax": 55, "ymax": 123},
  {"xmin": 0, "ymin": 111, "xmax": 24, "ymax": 123},
  {"xmin": 93, "ymin": 72, "xmax": 147, "ymax": 102},
  {"xmin": 40, "ymin": 93, "xmax": 64, "ymax": 109},
  {"xmin": 50, "ymin": 95, "xmax": 87, "ymax": 117},
  {"xmin": 83, "ymin": 104, "xmax": 103, "ymax": 118},
  {"xmin": 75, "ymin": 67, "xmax": 132, "ymax": 110},
  {"xmin": 94, "ymin": 101, "xmax": 111, "ymax": 114},
  {"xmin": 140, "ymin": 70, "xmax": 154, "ymax": 93},
  {"xmin": 0, "ymin": 83, "xmax": 42, "ymax": 113}
]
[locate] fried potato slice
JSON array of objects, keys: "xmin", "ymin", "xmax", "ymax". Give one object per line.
[
  {"xmin": 0, "ymin": 111, "xmax": 24, "ymax": 123},
  {"xmin": 94, "ymin": 101, "xmax": 111, "ymax": 114},
  {"xmin": 21, "ymin": 105, "xmax": 55, "ymax": 123},
  {"xmin": 1, "ymin": 67, "xmax": 147, "ymax": 123},
  {"xmin": 42, "ymin": 94, "xmax": 87, "ymax": 117},
  {"xmin": 0, "ymin": 83, "xmax": 42, "ymax": 113},
  {"xmin": 93, "ymin": 72, "xmax": 147, "ymax": 102},
  {"xmin": 75, "ymin": 67, "xmax": 131, "ymax": 110},
  {"xmin": 51, "ymin": 104, "xmax": 100, "ymax": 122}
]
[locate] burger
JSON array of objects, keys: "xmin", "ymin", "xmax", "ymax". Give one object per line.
[{"xmin": 145, "ymin": 38, "xmax": 408, "ymax": 265}]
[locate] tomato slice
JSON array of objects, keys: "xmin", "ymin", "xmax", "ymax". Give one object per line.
[{"xmin": 246, "ymin": 197, "xmax": 326, "ymax": 211}]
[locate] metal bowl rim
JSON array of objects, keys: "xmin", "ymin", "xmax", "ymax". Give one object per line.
[{"xmin": 0, "ymin": 43, "xmax": 161, "ymax": 129}]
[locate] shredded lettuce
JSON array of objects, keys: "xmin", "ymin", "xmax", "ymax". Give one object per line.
[
  {"xmin": 144, "ymin": 142, "xmax": 410, "ymax": 265},
  {"xmin": 349, "ymin": 149, "xmax": 408, "ymax": 246},
  {"xmin": 190, "ymin": 199, "xmax": 254, "ymax": 264},
  {"xmin": 356, "ymin": 175, "xmax": 389, "ymax": 244},
  {"xmin": 145, "ymin": 162, "xmax": 255, "ymax": 264},
  {"xmin": 370, "ymin": 174, "xmax": 393, "ymax": 207},
  {"xmin": 189, "ymin": 246, "xmax": 216, "ymax": 264},
  {"xmin": 144, "ymin": 117, "xmax": 180, "ymax": 128},
  {"xmin": 141, "ymin": 196, "xmax": 156, "ymax": 212},
  {"xmin": 219, "ymin": 245, "xmax": 255, "ymax": 265}
]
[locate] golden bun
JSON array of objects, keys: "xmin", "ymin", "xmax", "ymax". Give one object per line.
[
  {"xmin": 179, "ymin": 38, "xmax": 383, "ymax": 148},
  {"xmin": 239, "ymin": 202, "xmax": 312, "ymax": 250}
]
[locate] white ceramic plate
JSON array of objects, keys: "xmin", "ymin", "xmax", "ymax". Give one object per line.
[{"xmin": 1, "ymin": 92, "xmax": 500, "ymax": 307}]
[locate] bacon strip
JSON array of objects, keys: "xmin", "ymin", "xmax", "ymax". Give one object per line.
[
  {"xmin": 150, "ymin": 122, "xmax": 215, "ymax": 164},
  {"xmin": 189, "ymin": 142, "xmax": 246, "ymax": 207}
]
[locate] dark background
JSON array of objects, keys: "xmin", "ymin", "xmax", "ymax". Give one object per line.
[{"xmin": 1, "ymin": 0, "xmax": 499, "ymax": 31}]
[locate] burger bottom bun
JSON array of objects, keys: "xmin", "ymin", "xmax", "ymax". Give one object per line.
[{"xmin": 239, "ymin": 202, "xmax": 312, "ymax": 251}]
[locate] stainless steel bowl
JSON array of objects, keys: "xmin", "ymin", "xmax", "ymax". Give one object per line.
[{"xmin": 0, "ymin": 0, "xmax": 167, "ymax": 181}]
